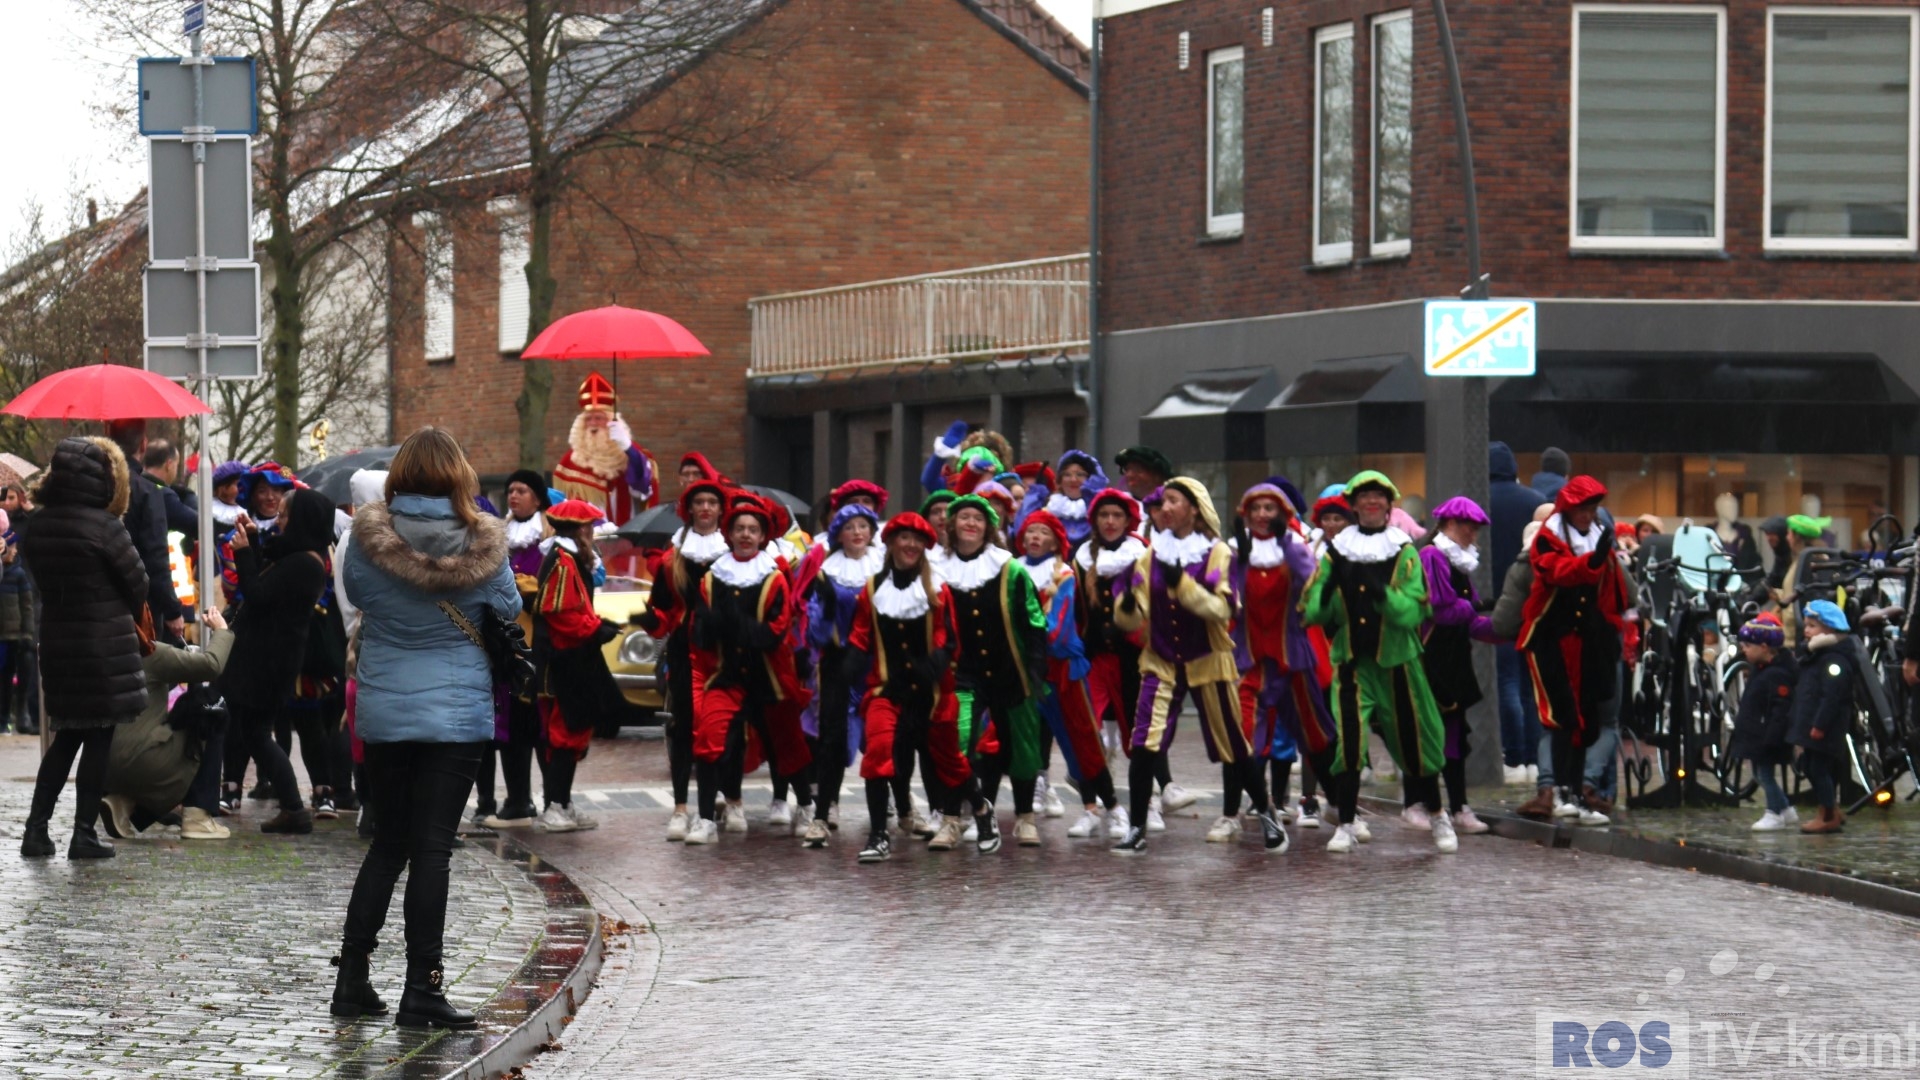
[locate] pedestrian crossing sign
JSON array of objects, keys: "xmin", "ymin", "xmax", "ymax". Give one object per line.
[{"xmin": 1424, "ymin": 299, "xmax": 1536, "ymax": 377}]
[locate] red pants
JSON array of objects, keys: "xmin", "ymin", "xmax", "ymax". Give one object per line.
[
  {"xmin": 692, "ymin": 681, "xmax": 813, "ymax": 776},
  {"xmin": 1045, "ymin": 658, "xmax": 1109, "ymax": 783},
  {"xmin": 541, "ymin": 698, "xmax": 592, "ymax": 756},
  {"xmin": 861, "ymin": 693, "xmax": 969, "ymax": 790}
]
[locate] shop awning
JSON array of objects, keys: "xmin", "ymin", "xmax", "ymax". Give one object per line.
[
  {"xmin": 1261, "ymin": 354, "xmax": 1426, "ymax": 457},
  {"xmin": 1137, "ymin": 367, "xmax": 1280, "ymax": 462}
]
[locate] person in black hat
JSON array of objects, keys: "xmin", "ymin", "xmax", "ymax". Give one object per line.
[
  {"xmin": 476, "ymin": 469, "xmax": 554, "ymax": 829},
  {"xmin": 1113, "ymin": 446, "xmax": 1173, "ymax": 503}
]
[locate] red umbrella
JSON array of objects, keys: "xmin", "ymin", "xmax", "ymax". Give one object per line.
[
  {"xmin": 520, "ymin": 305, "xmax": 710, "ymax": 361},
  {"xmin": 2, "ymin": 363, "xmax": 212, "ymax": 421}
]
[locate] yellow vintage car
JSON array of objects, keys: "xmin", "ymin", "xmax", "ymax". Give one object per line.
[{"xmin": 591, "ymin": 573, "xmax": 666, "ymax": 734}]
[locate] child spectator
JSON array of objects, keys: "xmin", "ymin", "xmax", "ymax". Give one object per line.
[
  {"xmin": 1729, "ymin": 613, "xmax": 1799, "ymax": 832},
  {"xmin": 1790, "ymin": 600, "xmax": 1855, "ymax": 834}
]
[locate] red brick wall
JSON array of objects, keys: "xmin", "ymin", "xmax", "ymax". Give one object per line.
[
  {"xmin": 390, "ymin": 0, "xmax": 1091, "ymax": 479},
  {"xmin": 1099, "ymin": 0, "xmax": 1920, "ymax": 334}
]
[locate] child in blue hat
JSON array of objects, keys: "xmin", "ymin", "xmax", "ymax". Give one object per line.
[{"xmin": 1790, "ymin": 599, "xmax": 1855, "ymax": 834}]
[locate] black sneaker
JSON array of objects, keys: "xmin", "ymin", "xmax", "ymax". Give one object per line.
[
  {"xmin": 314, "ymin": 797, "xmax": 339, "ymax": 821},
  {"xmin": 857, "ymin": 831, "xmax": 891, "ymax": 863},
  {"xmin": 217, "ymin": 784, "xmax": 241, "ymax": 816},
  {"xmin": 974, "ymin": 812, "xmax": 1001, "ymax": 854},
  {"xmin": 1111, "ymin": 826, "xmax": 1148, "ymax": 854},
  {"xmin": 247, "ymin": 782, "xmax": 272, "ymax": 801},
  {"xmin": 1258, "ymin": 811, "xmax": 1289, "ymax": 853}
]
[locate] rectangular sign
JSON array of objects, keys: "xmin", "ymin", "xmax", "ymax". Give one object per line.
[
  {"xmin": 1424, "ymin": 299, "xmax": 1537, "ymax": 377},
  {"xmin": 143, "ymin": 264, "xmax": 261, "ymax": 340},
  {"xmin": 148, "ymin": 136, "xmax": 253, "ymax": 262},
  {"xmin": 138, "ymin": 57, "xmax": 258, "ymax": 135},
  {"xmin": 146, "ymin": 342, "xmax": 262, "ymax": 381},
  {"xmin": 184, "ymin": 3, "xmax": 205, "ymax": 36}
]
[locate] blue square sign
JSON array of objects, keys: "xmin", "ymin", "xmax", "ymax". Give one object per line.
[
  {"xmin": 1424, "ymin": 299, "xmax": 1536, "ymax": 377},
  {"xmin": 185, "ymin": 3, "xmax": 205, "ymax": 36}
]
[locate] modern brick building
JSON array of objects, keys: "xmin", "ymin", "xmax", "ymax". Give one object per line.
[
  {"xmin": 1097, "ymin": 0, "xmax": 1920, "ymax": 543},
  {"xmin": 385, "ymin": 0, "xmax": 1092, "ymax": 503}
]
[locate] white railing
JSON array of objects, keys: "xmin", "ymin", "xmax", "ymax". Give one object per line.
[{"xmin": 748, "ymin": 254, "xmax": 1089, "ymax": 376}]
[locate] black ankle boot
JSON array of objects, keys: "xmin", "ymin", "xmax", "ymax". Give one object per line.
[
  {"xmin": 260, "ymin": 808, "xmax": 313, "ymax": 834},
  {"xmin": 395, "ymin": 962, "xmax": 476, "ymax": 1030},
  {"xmin": 19, "ymin": 819, "xmax": 54, "ymax": 858},
  {"xmin": 329, "ymin": 949, "xmax": 388, "ymax": 1018},
  {"xmin": 67, "ymin": 823, "xmax": 115, "ymax": 859}
]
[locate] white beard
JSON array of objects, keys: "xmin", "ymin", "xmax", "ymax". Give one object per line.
[{"xmin": 567, "ymin": 412, "xmax": 629, "ymax": 481}]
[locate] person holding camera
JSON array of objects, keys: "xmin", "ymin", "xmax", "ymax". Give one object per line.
[
  {"xmin": 102, "ymin": 606, "xmax": 235, "ymax": 841},
  {"xmin": 334, "ymin": 428, "xmax": 519, "ymax": 1030}
]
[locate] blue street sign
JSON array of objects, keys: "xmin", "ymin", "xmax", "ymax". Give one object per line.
[
  {"xmin": 184, "ymin": 3, "xmax": 205, "ymax": 36},
  {"xmin": 1424, "ymin": 299, "xmax": 1537, "ymax": 377}
]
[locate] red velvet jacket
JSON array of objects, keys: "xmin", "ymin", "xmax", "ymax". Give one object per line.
[{"xmin": 1517, "ymin": 522, "xmax": 1630, "ymax": 652}]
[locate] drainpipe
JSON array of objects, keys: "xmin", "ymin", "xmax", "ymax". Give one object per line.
[{"xmin": 1085, "ymin": 10, "xmax": 1103, "ymax": 458}]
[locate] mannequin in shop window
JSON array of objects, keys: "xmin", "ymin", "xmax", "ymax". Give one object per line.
[{"xmin": 1713, "ymin": 492, "xmax": 1761, "ymax": 585}]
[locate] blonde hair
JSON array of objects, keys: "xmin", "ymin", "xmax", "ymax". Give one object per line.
[{"xmin": 385, "ymin": 427, "xmax": 482, "ymax": 530}]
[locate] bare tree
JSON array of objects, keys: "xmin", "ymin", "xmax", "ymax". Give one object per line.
[
  {"xmin": 354, "ymin": 0, "xmax": 812, "ymax": 469},
  {"xmin": 81, "ymin": 0, "xmax": 439, "ymax": 464}
]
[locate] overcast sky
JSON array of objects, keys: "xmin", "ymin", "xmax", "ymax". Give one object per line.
[{"xmin": 0, "ymin": 0, "xmax": 1095, "ymax": 253}]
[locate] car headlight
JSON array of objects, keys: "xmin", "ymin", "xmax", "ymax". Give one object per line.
[{"xmin": 618, "ymin": 630, "xmax": 660, "ymax": 666}]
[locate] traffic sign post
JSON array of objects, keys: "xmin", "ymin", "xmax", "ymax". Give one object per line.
[
  {"xmin": 141, "ymin": 9, "xmax": 261, "ymax": 644},
  {"xmin": 1424, "ymin": 299, "xmax": 1537, "ymax": 377}
]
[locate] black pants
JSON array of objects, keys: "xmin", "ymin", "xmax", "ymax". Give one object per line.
[
  {"xmin": 666, "ymin": 632, "xmax": 694, "ymax": 807},
  {"xmin": 490, "ymin": 696, "xmax": 541, "ymax": 811},
  {"xmin": 290, "ymin": 703, "xmax": 334, "ymax": 794},
  {"xmin": 28, "ymin": 727, "xmax": 113, "ymax": 829},
  {"xmin": 810, "ymin": 648, "xmax": 853, "ymax": 822},
  {"xmin": 186, "ymin": 722, "xmax": 225, "ymax": 813},
  {"xmin": 230, "ymin": 704, "xmax": 305, "ymax": 811},
  {"xmin": 1308, "ymin": 747, "xmax": 1361, "ymax": 826},
  {"xmin": 1219, "ymin": 758, "xmax": 1273, "ymax": 817},
  {"xmin": 341, "ymin": 740, "xmax": 484, "ymax": 965}
]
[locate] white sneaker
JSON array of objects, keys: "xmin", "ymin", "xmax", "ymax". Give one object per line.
[
  {"xmin": 768, "ymin": 799, "xmax": 792, "ymax": 828},
  {"xmin": 1146, "ymin": 797, "xmax": 1166, "ymax": 833},
  {"xmin": 534, "ymin": 804, "xmax": 577, "ymax": 833},
  {"xmin": 666, "ymin": 810, "xmax": 690, "ymax": 842},
  {"xmin": 1502, "ymin": 764, "xmax": 1529, "ymax": 786},
  {"xmin": 1781, "ymin": 806, "xmax": 1800, "ymax": 826},
  {"xmin": 802, "ymin": 818, "xmax": 831, "ymax": 847},
  {"xmin": 1751, "ymin": 810, "xmax": 1787, "ymax": 832},
  {"xmin": 1107, "ymin": 805, "xmax": 1131, "ymax": 839},
  {"xmin": 928, "ymin": 815, "xmax": 965, "ymax": 851},
  {"xmin": 723, "ymin": 802, "xmax": 749, "ymax": 833},
  {"xmin": 1577, "ymin": 807, "xmax": 1610, "ymax": 827},
  {"xmin": 924, "ymin": 810, "xmax": 945, "ymax": 838},
  {"xmin": 1205, "ymin": 815, "xmax": 1241, "ymax": 843},
  {"xmin": 1525, "ymin": 764, "xmax": 1539, "ymax": 785},
  {"xmin": 1296, "ymin": 804, "xmax": 1322, "ymax": 829},
  {"xmin": 828, "ymin": 803, "xmax": 840, "ymax": 830},
  {"xmin": 683, "ymin": 817, "xmax": 719, "ymax": 845},
  {"xmin": 1326, "ymin": 823, "xmax": 1356, "ymax": 853},
  {"xmin": 791, "ymin": 805, "xmax": 812, "ymax": 836},
  {"xmin": 1067, "ymin": 809, "xmax": 1103, "ymax": 838},
  {"xmin": 1431, "ymin": 812, "xmax": 1458, "ymax": 854},
  {"xmin": 1552, "ymin": 797, "xmax": 1581, "ymax": 819},
  {"xmin": 1402, "ymin": 805, "xmax": 1432, "ymax": 829},
  {"xmin": 962, "ymin": 819, "xmax": 979, "ymax": 842},
  {"xmin": 1277, "ymin": 802, "xmax": 1297, "ymax": 823},
  {"xmin": 1359, "ymin": 766, "xmax": 1375, "ymax": 785},
  {"xmin": 1161, "ymin": 783, "xmax": 1198, "ymax": 813},
  {"xmin": 1039, "ymin": 779, "xmax": 1065, "ymax": 818},
  {"xmin": 1352, "ymin": 818, "xmax": 1371, "ymax": 843},
  {"xmin": 904, "ymin": 810, "xmax": 931, "ymax": 839},
  {"xmin": 565, "ymin": 804, "xmax": 598, "ymax": 831},
  {"xmin": 1452, "ymin": 807, "xmax": 1490, "ymax": 834}
]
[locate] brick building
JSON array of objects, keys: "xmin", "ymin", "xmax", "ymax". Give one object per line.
[
  {"xmin": 1098, "ymin": 0, "xmax": 1920, "ymax": 543},
  {"xmin": 386, "ymin": 0, "xmax": 1091, "ymax": 504}
]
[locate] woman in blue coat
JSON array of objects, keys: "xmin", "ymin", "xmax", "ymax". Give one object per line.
[{"xmin": 332, "ymin": 428, "xmax": 519, "ymax": 1030}]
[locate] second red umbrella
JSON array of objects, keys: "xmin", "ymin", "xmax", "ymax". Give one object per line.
[{"xmin": 520, "ymin": 306, "xmax": 710, "ymax": 361}]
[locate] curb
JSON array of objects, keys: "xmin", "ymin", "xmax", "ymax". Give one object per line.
[
  {"xmin": 1358, "ymin": 794, "xmax": 1920, "ymax": 921},
  {"xmin": 431, "ymin": 830, "xmax": 605, "ymax": 1080}
]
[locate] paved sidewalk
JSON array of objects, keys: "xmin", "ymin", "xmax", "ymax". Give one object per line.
[{"xmin": 0, "ymin": 736, "xmax": 590, "ymax": 1080}]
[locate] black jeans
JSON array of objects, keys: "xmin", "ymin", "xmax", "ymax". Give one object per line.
[
  {"xmin": 230, "ymin": 704, "xmax": 303, "ymax": 811},
  {"xmin": 341, "ymin": 740, "xmax": 484, "ymax": 964},
  {"xmin": 29, "ymin": 727, "xmax": 114, "ymax": 828}
]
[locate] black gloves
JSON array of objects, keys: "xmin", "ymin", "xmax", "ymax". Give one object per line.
[
  {"xmin": 910, "ymin": 647, "xmax": 951, "ymax": 686},
  {"xmin": 814, "ymin": 576, "xmax": 838, "ymax": 625},
  {"xmin": 1587, "ymin": 549, "xmax": 1609, "ymax": 570},
  {"xmin": 747, "ymin": 620, "xmax": 781, "ymax": 652},
  {"xmin": 1164, "ymin": 559, "xmax": 1186, "ymax": 586}
]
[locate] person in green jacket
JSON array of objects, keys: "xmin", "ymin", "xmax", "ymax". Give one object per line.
[
  {"xmin": 102, "ymin": 609, "xmax": 235, "ymax": 841},
  {"xmin": 1300, "ymin": 471, "xmax": 1446, "ymax": 854}
]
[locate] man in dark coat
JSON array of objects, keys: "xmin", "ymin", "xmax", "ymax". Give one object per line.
[
  {"xmin": 1529, "ymin": 447, "xmax": 1571, "ymax": 506},
  {"xmin": 1489, "ymin": 442, "xmax": 1546, "ymax": 782},
  {"xmin": 107, "ymin": 420, "xmax": 182, "ymax": 642},
  {"xmin": 144, "ymin": 438, "xmax": 200, "ymax": 536}
]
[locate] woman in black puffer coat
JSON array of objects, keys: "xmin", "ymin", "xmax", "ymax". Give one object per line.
[
  {"xmin": 19, "ymin": 436, "xmax": 150, "ymax": 859},
  {"xmin": 219, "ymin": 487, "xmax": 337, "ymax": 835}
]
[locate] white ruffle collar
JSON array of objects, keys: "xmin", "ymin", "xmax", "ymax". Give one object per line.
[
  {"xmin": 1077, "ymin": 535, "xmax": 1147, "ymax": 578},
  {"xmin": 674, "ymin": 527, "xmax": 727, "ymax": 565},
  {"xmin": 1247, "ymin": 534, "xmax": 1284, "ymax": 570},
  {"xmin": 871, "ymin": 574, "xmax": 931, "ymax": 620},
  {"xmin": 539, "ymin": 535, "xmax": 578, "ymax": 558},
  {"xmin": 1331, "ymin": 525, "xmax": 1410, "ymax": 565},
  {"xmin": 211, "ymin": 500, "xmax": 243, "ymax": 527},
  {"xmin": 1151, "ymin": 529, "xmax": 1214, "ymax": 568},
  {"xmin": 935, "ymin": 544, "xmax": 1011, "ymax": 592},
  {"xmin": 1045, "ymin": 492, "xmax": 1087, "ymax": 521},
  {"xmin": 709, "ymin": 550, "xmax": 777, "ymax": 588},
  {"xmin": 822, "ymin": 547, "xmax": 884, "ymax": 590},
  {"xmin": 1434, "ymin": 532, "xmax": 1481, "ymax": 574},
  {"xmin": 506, "ymin": 513, "xmax": 545, "ymax": 552},
  {"xmin": 1020, "ymin": 555, "xmax": 1061, "ymax": 592},
  {"xmin": 1544, "ymin": 514, "xmax": 1604, "ymax": 557}
]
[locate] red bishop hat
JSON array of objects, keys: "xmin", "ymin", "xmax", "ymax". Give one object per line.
[
  {"xmin": 1019, "ymin": 509, "xmax": 1070, "ymax": 556},
  {"xmin": 1554, "ymin": 475, "xmax": 1608, "ymax": 513},
  {"xmin": 830, "ymin": 479, "xmax": 889, "ymax": 516},
  {"xmin": 546, "ymin": 498, "xmax": 604, "ymax": 526},
  {"xmin": 578, "ymin": 371, "xmax": 616, "ymax": 412},
  {"xmin": 1088, "ymin": 489, "xmax": 1142, "ymax": 534},
  {"xmin": 882, "ymin": 511, "xmax": 939, "ymax": 546},
  {"xmin": 677, "ymin": 479, "xmax": 733, "ymax": 522},
  {"xmin": 723, "ymin": 493, "xmax": 774, "ymax": 541}
]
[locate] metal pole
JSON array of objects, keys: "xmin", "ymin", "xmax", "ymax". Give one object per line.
[
  {"xmin": 189, "ymin": 27, "xmax": 216, "ymax": 646},
  {"xmin": 1430, "ymin": 0, "xmax": 1485, "ymax": 301},
  {"xmin": 1085, "ymin": 14, "xmax": 1102, "ymax": 459}
]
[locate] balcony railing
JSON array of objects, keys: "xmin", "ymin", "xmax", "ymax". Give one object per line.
[{"xmin": 748, "ymin": 254, "xmax": 1089, "ymax": 377}]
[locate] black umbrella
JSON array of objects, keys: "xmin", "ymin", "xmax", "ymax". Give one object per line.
[
  {"xmin": 742, "ymin": 485, "xmax": 812, "ymax": 530},
  {"xmin": 617, "ymin": 503, "xmax": 686, "ymax": 548},
  {"xmin": 297, "ymin": 445, "xmax": 400, "ymax": 504}
]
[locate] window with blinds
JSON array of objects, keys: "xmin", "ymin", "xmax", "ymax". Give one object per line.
[
  {"xmin": 1571, "ymin": 6, "xmax": 1724, "ymax": 250},
  {"xmin": 1767, "ymin": 10, "xmax": 1918, "ymax": 251},
  {"xmin": 1314, "ymin": 23, "xmax": 1355, "ymax": 265},
  {"xmin": 1208, "ymin": 47, "xmax": 1246, "ymax": 236},
  {"xmin": 497, "ymin": 211, "xmax": 531, "ymax": 353},
  {"xmin": 419, "ymin": 213, "xmax": 454, "ymax": 361}
]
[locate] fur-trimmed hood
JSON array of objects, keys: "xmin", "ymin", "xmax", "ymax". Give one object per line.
[
  {"xmin": 352, "ymin": 496, "xmax": 507, "ymax": 592},
  {"xmin": 34, "ymin": 436, "xmax": 130, "ymax": 518}
]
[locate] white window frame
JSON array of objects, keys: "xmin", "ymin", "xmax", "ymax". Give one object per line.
[
  {"xmin": 414, "ymin": 211, "xmax": 454, "ymax": 362},
  {"xmin": 1764, "ymin": 6, "xmax": 1920, "ymax": 254},
  {"xmin": 1369, "ymin": 10, "xmax": 1414, "ymax": 258},
  {"xmin": 1313, "ymin": 22, "xmax": 1356, "ymax": 266},
  {"xmin": 1206, "ymin": 45, "xmax": 1246, "ymax": 237},
  {"xmin": 492, "ymin": 199, "xmax": 531, "ymax": 353},
  {"xmin": 1567, "ymin": 4, "xmax": 1727, "ymax": 253}
]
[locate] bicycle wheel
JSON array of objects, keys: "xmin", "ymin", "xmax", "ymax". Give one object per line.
[
  {"xmin": 1715, "ymin": 661, "xmax": 1757, "ymax": 802},
  {"xmin": 1844, "ymin": 709, "xmax": 1891, "ymax": 812}
]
